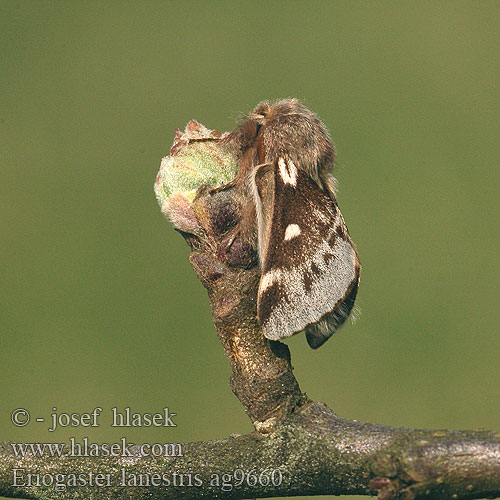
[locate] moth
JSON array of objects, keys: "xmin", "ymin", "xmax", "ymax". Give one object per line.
[{"xmin": 224, "ymin": 99, "xmax": 360, "ymax": 348}]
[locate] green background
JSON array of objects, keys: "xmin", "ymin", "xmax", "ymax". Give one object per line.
[{"xmin": 1, "ymin": 2, "xmax": 499, "ymax": 499}]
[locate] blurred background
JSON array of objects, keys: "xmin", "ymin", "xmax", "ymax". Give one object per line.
[{"xmin": 1, "ymin": 2, "xmax": 499, "ymax": 499}]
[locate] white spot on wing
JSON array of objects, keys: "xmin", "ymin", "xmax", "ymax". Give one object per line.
[
  {"xmin": 284, "ymin": 224, "xmax": 301, "ymax": 240},
  {"xmin": 278, "ymin": 158, "xmax": 297, "ymax": 186},
  {"xmin": 259, "ymin": 269, "xmax": 280, "ymax": 294}
]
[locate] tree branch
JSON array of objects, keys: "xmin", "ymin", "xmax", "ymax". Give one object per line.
[
  {"xmin": 1, "ymin": 404, "xmax": 500, "ymax": 499},
  {"xmin": 1, "ymin": 125, "xmax": 499, "ymax": 499}
]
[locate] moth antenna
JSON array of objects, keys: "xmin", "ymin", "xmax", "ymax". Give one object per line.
[{"xmin": 248, "ymin": 162, "xmax": 273, "ymax": 264}]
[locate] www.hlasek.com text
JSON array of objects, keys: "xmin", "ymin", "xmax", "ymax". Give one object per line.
[{"xmin": 11, "ymin": 438, "xmax": 182, "ymax": 458}]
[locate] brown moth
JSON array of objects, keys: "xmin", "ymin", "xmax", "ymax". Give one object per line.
[{"xmin": 223, "ymin": 99, "xmax": 360, "ymax": 348}]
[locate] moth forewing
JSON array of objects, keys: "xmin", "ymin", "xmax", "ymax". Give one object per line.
[{"xmin": 256, "ymin": 158, "xmax": 359, "ymax": 345}]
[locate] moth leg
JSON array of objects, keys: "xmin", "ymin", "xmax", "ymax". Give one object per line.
[
  {"xmin": 220, "ymin": 198, "xmax": 256, "ymax": 249},
  {"xmin": 237, "ymin": 198, "xmax": 258, "ymax": 247},
  {"xmin": 217, "ymin": 199, "xmax": 258, "ymax": 268}
]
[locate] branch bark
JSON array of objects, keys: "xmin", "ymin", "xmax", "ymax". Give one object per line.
[{"xmin": 1, "ymin": 133, "xmax": 499, "ymax": 500}]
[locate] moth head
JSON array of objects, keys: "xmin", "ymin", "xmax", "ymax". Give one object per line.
[
  {"xmin": 239, "ymin": 99, "xmax": 306, "ymax": 146},
  {"xmin": 250, "ymin": 99, "xmax": 336, "ymax": 176},
  {"xmin": 249, "ymin": 101, "xmax": 271, "ymax": 123},
  {"xmin": 251, "ymin": 98, "xmax": 303, "ymax": 120}
]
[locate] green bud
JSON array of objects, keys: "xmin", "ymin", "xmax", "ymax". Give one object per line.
[{"xmin": 154, "ymin": 120, "xmax": 237, "ymax": 212}]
